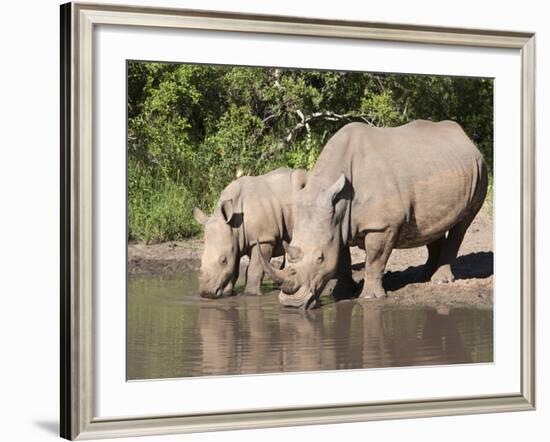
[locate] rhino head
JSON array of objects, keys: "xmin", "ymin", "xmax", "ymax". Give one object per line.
[
  {"xmin": 193, "ymin": 199, "xmax": 242, "ymax": 298},
  {"xmin": 259, "ymin": 173, "xmax": 349, "ymax": 309}
]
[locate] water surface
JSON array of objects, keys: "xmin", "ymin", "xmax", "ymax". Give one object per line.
[{"xmin": 127, "ymin": 273, "xmax": 493, "ymax": 380}]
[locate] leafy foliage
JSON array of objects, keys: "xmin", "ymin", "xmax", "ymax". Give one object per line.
[{"xmin": 128, "ymin": 62, "xmax": 493, "ymax": 243}]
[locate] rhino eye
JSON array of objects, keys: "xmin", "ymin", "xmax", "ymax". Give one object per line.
[
  {"xmin": 219, "ymin": 256, "xmax": 227, "ymax": 265},
  {"xmin": 316, "ymin": 254, "xmax": 324, "ymax": 264}
]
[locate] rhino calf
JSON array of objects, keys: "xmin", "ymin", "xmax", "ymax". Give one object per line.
[{"xmin": 193, "ymin": 168, "xmax": 308, "ymax": 298}]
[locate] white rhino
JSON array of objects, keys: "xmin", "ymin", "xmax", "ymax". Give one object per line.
[
  {"xmin": 260, "ymin": 120, "xmax": 488, "ymax": 309},
  {"xmin": 193, "ymin": 168, "xmax": 308, "ymax": 297}
]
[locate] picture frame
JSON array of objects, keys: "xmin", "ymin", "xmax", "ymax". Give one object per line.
[{"xmin": 60, "ymin": 2, "xmax": 535, "ymax": 440}]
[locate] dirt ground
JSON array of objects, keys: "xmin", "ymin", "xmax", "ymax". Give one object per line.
[{"xmin": 128, "ymin": 212, "xmax": 493, "ymax": 309}]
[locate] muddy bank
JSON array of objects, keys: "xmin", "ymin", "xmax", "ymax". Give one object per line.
[
  {"xmin": 128, "ymin": 213, "xmax": 493, "ymax": 308},
  {"xmin": 128, "ymin": 239, "xmax": 203, "ymax": 274}
]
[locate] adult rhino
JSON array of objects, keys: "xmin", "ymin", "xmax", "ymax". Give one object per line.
[
  {"xmin": 259, "ymin": 120, "xmax": 488, "ymax": 309},
  {"xmin": 193, "ymin": 167, "xmax": 307, "ymax": 298}
]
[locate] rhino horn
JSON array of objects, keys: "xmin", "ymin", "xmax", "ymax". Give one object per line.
[{"xmin": 256, "ymin": 239, "xmax": 286, "ymax": 284}]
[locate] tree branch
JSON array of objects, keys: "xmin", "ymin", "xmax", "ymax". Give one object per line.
[
  {"xmin": 257, "ymin": 111, "xmax": 374, "ymax": 164},
  {"xmin": 262, "ymin": 113, "xmax": 279, "ymax": 125}
]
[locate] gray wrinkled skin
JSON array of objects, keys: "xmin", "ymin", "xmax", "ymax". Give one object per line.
[
  {"xmin": 268, "ymin": 120, "xmax": 488, "ymax": 309},
  {"xmin": 194, "ymin": 168, "xmax": 307, "ymax": 298}
]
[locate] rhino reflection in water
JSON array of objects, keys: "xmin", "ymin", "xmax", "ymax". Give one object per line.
[
  {"xmin": 419, "ymin": 307, "xmax": 470, "ymax": 365},
  {"xmin": 260, "ymin": 120, "xmax": 488, "ymax": 309},
  {"xmin": 198, "ymin": 305, "xmax": 241, "ymax": 375},
  {"xmin": 195, "ymin": 298, "xmax": 469, "ymax": 375},
  {"xmin": 359, "ymin": 305, "xmax": 470, "ymax": 368}
]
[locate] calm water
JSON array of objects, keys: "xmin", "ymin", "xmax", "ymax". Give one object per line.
[{"xmin": 127, "ymin": 273, "xmax": 493, "ymax": 380}]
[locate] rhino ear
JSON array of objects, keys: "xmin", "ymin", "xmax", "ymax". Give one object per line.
[
  {"xmin": 319, "ymin": 173, "xmax": 347, "ymax": 207},
  {"xmin": 220, "ymin": 199, "xmax": 236, "ymax": 224},
  {"xmin": 193, "ymin": 207, "xmax": 208, "ymax": 225}
]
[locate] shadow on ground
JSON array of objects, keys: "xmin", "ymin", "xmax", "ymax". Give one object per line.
[{"xmin": 346, "ymin": 251, "xmax": 493, "ymax": 296}]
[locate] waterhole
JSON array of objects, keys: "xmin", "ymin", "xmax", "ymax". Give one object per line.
[{"xmin": 127, "ymin": 273, "xmax": 493, "ymax": 380}]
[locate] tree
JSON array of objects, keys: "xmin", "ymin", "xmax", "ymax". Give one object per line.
[{"xmin": 127, "ymin": 62, "xmax": 493, "ymax": 242}]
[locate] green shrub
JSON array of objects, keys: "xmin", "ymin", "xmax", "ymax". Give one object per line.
[
  {"xmin": 128, "ymin": 171, "xmax": 200, "ymax": 244},
  {"xmin": 127, "ymin": 62, "xmax": 494, "ymax": 242}
]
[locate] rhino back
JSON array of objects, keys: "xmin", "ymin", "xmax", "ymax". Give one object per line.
[
  {"xmin": 237, "ymin": 168, "xmax": 298, "ymax": 255},
  {"xmin": 309, "ymin": 121, "xmax": 487, "ymax": 248}
]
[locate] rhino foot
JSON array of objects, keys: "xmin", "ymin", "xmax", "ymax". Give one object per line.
[
  {"xmin": 359, "ymin": 292, "xmax": 387, "ymax": 300},
  {"xmin": 430, "ymin": 266, "xmax": 456, "ymax": 284},
  {"xmin": 358, "ymin": 280, "xmax": 387, "ymax": 300},
  {"xmin": 244, "ymin": 289, "xmax": 263, "ymax": 296}
]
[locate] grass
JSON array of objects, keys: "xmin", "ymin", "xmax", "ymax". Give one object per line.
[{"xmin": 128, "ymin": 175, "xmax": 201, "ymax": 244}]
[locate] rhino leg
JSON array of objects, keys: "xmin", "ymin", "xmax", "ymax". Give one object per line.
[
  {"xmin": 423, "ymin": 237, "xmax": 445, "ymax": 280},
  {"xmin": 245, "ymin": 242, "xmax": 273, "ymax": 296},
  {"xmin": 359, "ymin": 228, "xmax": 398, "ymax": 299},
  {"xmin": 333, "ymin": 246, "xmax": 358, "ymax": 298},
  {"xmin": 223, "ymin": 273, "xmax": 238, "ymax": 296},
  {"xmin": 431, "ymin": 213, "xmax": 476, "ymax": 284}
]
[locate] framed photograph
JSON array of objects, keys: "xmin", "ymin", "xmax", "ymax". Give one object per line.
[{"xmin": 60, "ymin": 2, "xmax": 535, "ymax": 440}]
